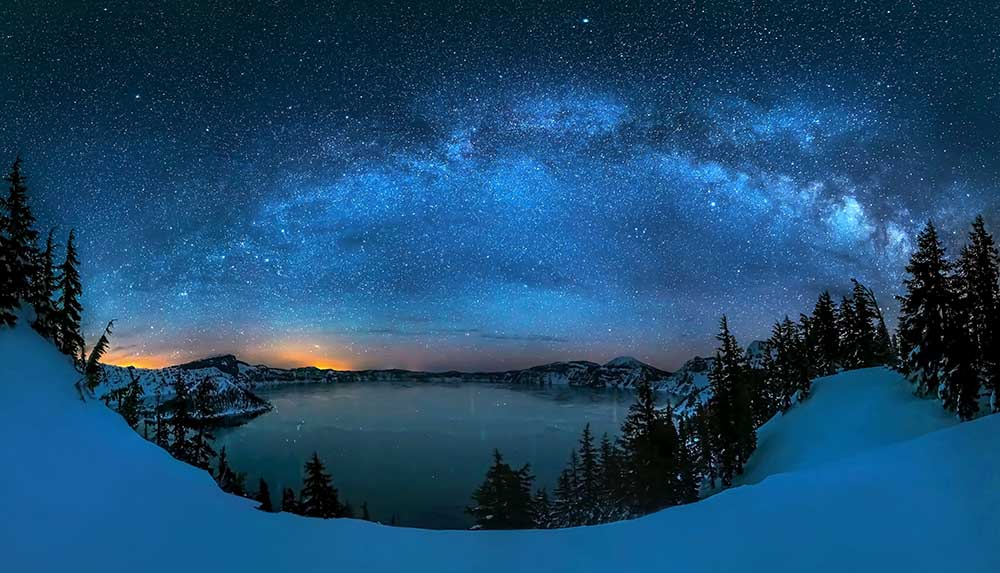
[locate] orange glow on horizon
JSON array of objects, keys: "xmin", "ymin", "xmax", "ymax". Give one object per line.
[
  {"xmin": 264, "ymin": 345, "xmax": 355, "ymax": 371},
  {"xmin": 102, "ymin": 353, "xmax": 178, "ymax": 370},
  {"xmin": 102, "ymin": 343, "xmax": 356, "ymax": 371}
]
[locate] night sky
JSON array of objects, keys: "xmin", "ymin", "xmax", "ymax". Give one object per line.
[{"xmin": 2, "ymin": 1, "xmax": 998, "ymax": 371}]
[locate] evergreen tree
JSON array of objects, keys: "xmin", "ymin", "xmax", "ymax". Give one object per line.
[
  {"xmin": 955, "ymin": 215, "xmax": 1000, "ymax": 411},
  {"xmin": 763, "ymin": 317, "xmax": 811, "ymax": 413},
  {"xmin": 852, "ymin": 279, "xmax": 893, "ymax": 366},
  {"xmin": 842, "ymin": 279, "xmax": 879, "ymax": 368},
  {"xmin": 215, "ymin": 446, "xmax": 247, "ymax": 495},
  {"xmin": 808, "ymin": 291, "xmax": 841, "ymax": 375},
  {"xmin": 619, "ymin": 378, "xmax": 680, "ymax": 514},
  {"xmin": 30, "ymin": 228, "xmax": 59, "ymax": 339},
  {"xmin": 595, "ymin": 433, "xmax": 627, "ymax": 522},
  {"xmin": 116, "ymin": 369, "xmax": 145, "ymax": 429},
  {"xmin": 898, "ymin": 222, "xmax": 953, "ymax": 397},
  {"xmin": 674, "ymin": 416, "xmax": 699, "ymax": 503},
  {"xmin": 575, "ymin": 423, "xmax": 600, "ymax": 523},
  {"xmin": 300, "ymin": 452, "xmax": 345, "ymax": 518},
  {"xmin": 169, "ymin": 377, "xmax": 193, "ymax": 463},
  {"xmin": 531, "ymin": 487, "xmax": 552, "ymax": 528},
  {"xmin": 836, "ymin": 295, "xmax": 859, "ymax": 368},
  {"xmin": 0, "ymin": 156, "xmax": 40, "ymax": 311},
  {"xmin": 152, "ymin": 386, "xmax": 169, "ymax": 448},
  {"xmin": 0, "ymin": 187, "xmax": 13, "ymax": 326},
  {"xmin": 256, "ymin": 478, "xmax": 274, "ymax": 512},
  {"xmin": 707, "ymin": 316, "xmax": 756, "ymax": 486},
  {"xmin": 55, "ymin": 229, "xmax": 84, "ymax": 360},
  {"xmin": 467, "ymin": 450, "xmax": 536, "ymax": 529},
  {"xmin": 690, "ymin": 402, "xmax": 716, "ymax": 485},
  {"xmin": 189, "ymin": 379, "xmax": 218, "ymax": 470},
  {"xmin": 281, "ymin": 487, "xmax": 299, "ymax": 514},
  {"xmin": 551, "ymin": 451, "xmax": 580, "ymax": 527},
  {"xmin": 360, "ymin": 500, "xmax": 371, "ymax": 521},
  {"xmin": 941, "ymin": 284, "xmax": 981, "ymax": 421}
]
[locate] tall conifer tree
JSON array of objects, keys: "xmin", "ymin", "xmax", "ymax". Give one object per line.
[
  {"xmin": 300, "ymin": 452, "xmax": 345, "ymax": 518},
  {"xmin": 955, "ymin": 215, "xmax": 1000, "ymax": 411},
  {"xmin": 30, "ymin": 229, "xmax": 59, "ymax": 339},
  {"xmin": 256, "ymin": 478, "xmax": 274, "ymax": 512},
  {"xmin": 575, "ymin": 423, "xmax": 600, "ymax": 523},
  {"xmin": 55, "ymin": 229, "xmax": 84, "ymax": 360},
  {"xmin": 808, "ymin": 291, "xmax": 841, "ymax": 375},
  {"xmin": 707, "ymin": 316, "xmax": 756, "ymax": 486},
  {"xmin": 0, "ymin": 156, "xmax": 39, "ymax": 308},
  {"xmin": 898, "ymin": 222, "xmax": 952, "ymax": 397}
]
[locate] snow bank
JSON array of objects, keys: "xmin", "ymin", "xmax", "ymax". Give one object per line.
[
  {"xmin": 2, "ymin": 324, "xmax": 998, "ymax": 573},
  {"xmin": 739, "ymin": 367, "xmax": 959, "ymax": 486}
]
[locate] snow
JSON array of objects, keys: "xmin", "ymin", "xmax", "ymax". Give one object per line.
[
  {"xmin": 2, "ymin": 323, "xmax": 999, "ymax": 572},
  {"xmin": 738, "ymin": 367, "xmax": 960, "ymax": 486}
]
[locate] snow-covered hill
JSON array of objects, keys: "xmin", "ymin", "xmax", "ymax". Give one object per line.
[
  {"xmin": 2, "ymin": 323, "xmax": 998, "ymax": 572},
  {"xmin": 738, "ymin": 367, "xmax": 958, "ymax": 486}
]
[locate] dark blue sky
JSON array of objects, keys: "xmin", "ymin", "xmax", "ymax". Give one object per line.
[{"xmin": 2, "ymin": 1, "xmax": 998, "ymax": 370}]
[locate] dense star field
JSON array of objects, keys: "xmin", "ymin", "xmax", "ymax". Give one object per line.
[{"xmin": 1, "ymin": 1, "xmax": 998, "ymax": 370}]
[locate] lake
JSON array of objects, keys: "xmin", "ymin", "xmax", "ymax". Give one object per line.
[{"xmin": 213, "ymin": 381, "xmax": 636, "ymax": 529}]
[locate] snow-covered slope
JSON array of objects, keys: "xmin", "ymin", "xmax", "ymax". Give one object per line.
[
  {"xmin": 738, "ymin": 367, "xmax": 959, "ymax": 486},
  {"xmin": 2, "ymin": 324, "xmax": 998, "ymax": 573}
]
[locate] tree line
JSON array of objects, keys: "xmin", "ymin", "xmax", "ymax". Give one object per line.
[
  {"xmin": 897, "ymin": 217, "xmax": 1000, "ymax": 420},
  {"xmin": 468, "ymin": 282, "xmax": 900, "ymax": 529},
  {"xmin": 1, "ymin": 156, "xmax": 88, "ymax": 364}
]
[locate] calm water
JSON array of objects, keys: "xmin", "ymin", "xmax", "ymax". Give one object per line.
[{"xmin": 214, "ymin": 381, "xmax": 634, "ymax": 529}]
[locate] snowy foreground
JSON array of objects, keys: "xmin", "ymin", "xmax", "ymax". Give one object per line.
[{"xmin": 2, "ymin": 325, "xmax": 998, "ymax": 573}]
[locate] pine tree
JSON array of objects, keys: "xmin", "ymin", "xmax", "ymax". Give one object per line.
[
  {"xmin": 808, "ymin": 291, "xmax": 841, "ymax": 375},
  {"xmin": 189, "ymin": 379, "xmax": 218, "ymax": 470},
  {"xmin": 153, "ymin": 386, "xmax": 169, "ymax": 448},
  {"xmin": 837, "ymin": 295, "xmax": 859, "ymax": 368},
  {"xmin": 169, "ymin": 377, "xmax": 193, "ymax": 463},
  {"xmin": 941, "ymin": 283, "xmax": 981, "ymax": 421},
  {"xmin": 707, "ymin": 316, "xmax": 756, "ymax": 487},
  {"xmin": 215, "ymin": 446, "xmax": 248, "ymax": 495},
  {"xmin": 955, "ymin": 215, "xmax": 1000, "ymax": 411},
  {"xmin": 898, "ymin": 222, "xmax": 953, "ymax": 398},
  {"xmin": 300, "ymin": 452, "xmax": 345, "ymax": 518},
  {"xmin": 596, "ymin": 433, "xmax": 626, "ymax": 522},
  {"xmin": 30, "ymin": 228, "xmax": 59, "ymax": 340},
  {"xmin": 0, "ymin": 187, "xmax": 13, "ymax": 326},
  {"xmin": 55, "ymin": 229, "xmax": 84, "ymax": 360},
  {"xmin": 256, "ymin": 478, "xmax": 274, "ymax": 512},
  {"xmin": 690, "ymin": 402, "xmax": 716, "ymax": 485},
  {"xmin": 674, "ymin": 416, "xmax": 699, "ymax": 503},
  {"xmin": 619, "ymin": 378, "xmax": 680, "ymax": 514},
  {"xmin": 281, "ymin": 487, "xmax": 299, "ymax": 514},
  {"xmin": 531, "ymin": 487, "xmax": 552, "ymax": 528},
  {"xmin": 360, "ymin": 500, "xmax": 371, "ymax": 521},
  {"xmin": 763, "ymin": 317, "xmax": 811, "ymax": 413},
  {"xmin": 551, "ymin": 451, "xmax": 580, "ymax": 527},
  {"xmin": 842, "ymin": 279, "xmax": 879, "ymax": 368},
  {"xmin": 0, "ymin": 156, "xmax": 40, "ymax": 312},
  {"xmin": 575, "ymin": 423, "xmax": 600, "ymax": 523},
  {"xmin": 116, "ymin": 369, "xmax": 145, "ymax": 429},
  {"xmin": 467, "ymin": 450, "xmax": 535, "ymax": 529},
  {"xmin": 852, "ymin": 279, "xmax": 894, "ymax": 366}
]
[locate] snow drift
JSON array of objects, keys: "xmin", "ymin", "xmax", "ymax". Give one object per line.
[{"xmin": 2, "ymin": 323, "xmax": 998, "ymax": 573}]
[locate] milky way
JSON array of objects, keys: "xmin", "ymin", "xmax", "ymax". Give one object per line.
[{"xmin": 2, "ymin": 2, "xmax": 998, "ymax": 370}]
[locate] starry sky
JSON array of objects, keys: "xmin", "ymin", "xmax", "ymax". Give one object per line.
[{"xmin": 2, "ymin": 1, "xmax": 999, "ymax": 371}]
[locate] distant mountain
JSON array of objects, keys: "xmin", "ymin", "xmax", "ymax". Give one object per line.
[
  {"xmin": 98, "ymin": 343, "xmax": 766, "ymax": 421},
  {"xmin": 97, "ymin": 360, "xmax": 272, "ymax": 423},
  {"xmin": 235, "ymin": 355, "xmax": 672, "ymax": 390}
]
